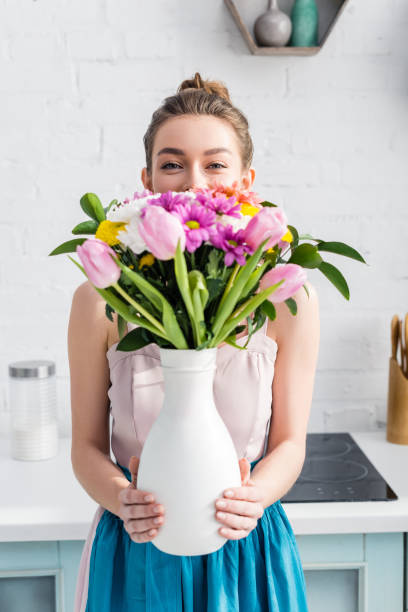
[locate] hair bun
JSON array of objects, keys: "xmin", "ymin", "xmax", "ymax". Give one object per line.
[{"xmin": 177, "ymin": 72, "xmax": 231, "ymax": 103}]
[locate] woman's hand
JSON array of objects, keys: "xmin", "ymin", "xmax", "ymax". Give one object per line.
[
  {"xmin": 214, "ymin": 457, "xmax": 264, "ymax": 541},
  {"xmin": 117, "ymin": 455, "xmax": 166, "ymax": 543}
]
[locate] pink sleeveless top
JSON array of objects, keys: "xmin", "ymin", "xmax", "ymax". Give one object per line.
[{"xmin": 106, "ymin": 318, "xmax": 278, "ymax": 466}]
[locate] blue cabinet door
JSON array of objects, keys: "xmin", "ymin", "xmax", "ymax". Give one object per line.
[
  {"xmin": 0, "ymin": 542, "xmax": 62, "ymax": 612},
  {"xmin": 296, "ymin": 533, "xmax": 404, "ymax": 612}
]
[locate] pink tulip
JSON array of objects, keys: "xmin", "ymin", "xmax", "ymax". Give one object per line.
[
  {"xmin": 244, "ymin": 207, "xmax": 288, "ymax": 251},
  {"xmin": 76, "ymin": 238, "xmax": 120, "ymax": 288},
  {"xmin": 259, "ymin": 263, "xmax": 308, "ymax": 303},
  {"xmin": 139, "ymin": 205, "xmax": 186, "ymax": 260}
]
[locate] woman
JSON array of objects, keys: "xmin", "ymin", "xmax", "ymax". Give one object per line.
[{"xmin": 71, "ymin": 72, "xmax": 320, "ymax": 611}]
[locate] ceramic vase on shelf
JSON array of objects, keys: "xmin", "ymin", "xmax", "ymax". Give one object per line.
[
  {"xmin": 254, "ymin": 0, "xmax": 292, "ymax": 47},
  {"xmin": 289, "ymin": 0, "xmax": 319, "ymax": 47},
  {"xmin": 136, "ymin": 346, "xmax": 242, "ymax": 556}
]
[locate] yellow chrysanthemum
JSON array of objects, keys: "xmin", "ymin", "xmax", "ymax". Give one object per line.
[
  {"xmin": 281, "ymin": 228, "xmax": 293, "ymax": 243},
  {"xmin": 138, "ymin": 253, "xmax": 155, "ymax": 269},
  {"xmin": 240, "ymin": 202, "xmax": 260, "ymax": 217},
  {"xmin": 95, "ymin": 220, "xmax": 127, "ymax": 246}
]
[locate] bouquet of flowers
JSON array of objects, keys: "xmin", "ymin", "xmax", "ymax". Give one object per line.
[
  {"xmin": 50, "ymin": 181, "xmax": 367, "ymax": 556},
  {"xmin": 50, "ymin": 181, "xmax": 366, "ymax": 351}
]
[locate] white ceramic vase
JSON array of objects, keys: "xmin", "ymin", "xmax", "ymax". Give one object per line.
[{"xmin": 136, "ymin": 346, "xmax": 242, "ymax": 556}]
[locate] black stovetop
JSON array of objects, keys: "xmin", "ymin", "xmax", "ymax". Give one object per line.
[{"xmin": 280, "ymin": 432, "xmax": 398, "ymax": 503}]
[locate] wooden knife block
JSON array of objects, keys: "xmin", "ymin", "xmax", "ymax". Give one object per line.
[{"xmin": 386, "ymin": 357, "xmax": 408, "ymax": 444}]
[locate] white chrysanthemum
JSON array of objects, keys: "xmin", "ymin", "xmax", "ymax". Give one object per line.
[
  {"xmin": 116, "ymin": 215, "xmax": 148, "ymax": 254},
  {"xmin": 106, "ymin": 194, "xmax": 161, "ymax": 223},
  {"xmin": 217, "ymin": 213, "xmax": 252, "ymax": 232}
]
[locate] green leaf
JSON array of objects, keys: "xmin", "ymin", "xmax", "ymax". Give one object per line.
[
  {"xmin": 288, "ymin": 243, "xmax": 323, "ymax": 268},
  {"xmin": 117, "ymin": 313, "xmax": 127, "ymax": 340},
  {"xmin": 211, "ymin": 278, "xmax": 284, "ymax": 347},
  {"xmin": 188, "ymin": 270, "xmax": 209, "ymax": 344},
  {"xmin": 287, "ymin": 224, "xmax": 299, "ymax": 245},
  {"xmin": 260, "ymin": 300, "xmax": 276, "ymax": 321},
  {"xmin": 223, "ymin": 335, "xmax": 247, "ymax": 350},
  {"xmin": 318, "ymin": 260, "xmax": 350, "ymax": 300},
  {"xmin": 240, "ymin": 261, "xmax": 268, "ymax": 299},
  {"xmin": 67, "ymin": 255, "xmax": 169, "ymax": 337},
  {"xmin": 105, "ymin": 303, "xmax": 114, "ymax": 322},
  {"xmin": 104, "ymin": 199, "xmax": 118, "ymax": 215},
  {"xmin": 174, "ymin": 240, "xmax": 198, "ymax": 343},
  {"xmin": 80, "ymin": 193, "xmax": 106, "ymax": 223},
  {"xmin": 116, "ymin": 260, "xmax": 163, "ymax": 314},
  {"xmin": 188, "ymin": 270, "xmax": 209, "ymax": 310},
  {"xmin": 316, "ymin": 241, "xmax": 367, "ymax": 264},
  {"xmin": 207, "ymin": 249, "xmax": 221, "ymax": 278},
  {"xmin": 211, "ymin": 237, "xmax": 270, "ymax": 339},
  {"xmin": 284, "ymin": 297, "xmax": 298, "ymax": 315},
  {"xmin": 117, "ymin": 327, "xmax": 154, "ymax": 351},
  {"xmin": 72, "ymin": 220, "xmax": 99, "ymax": 235},
  {"xmin": 206, "ymin": 278, "xmax": 225, "ymax": 303},
  {"xmin": 49, "ymin": 238, "xmax": 86, "ymax": 256},
  {"xmin": 115, "ymin": 255, "xmax": 188, "ymax": 349},
  {"xmin": 298, "ymin": 233, "xmax": 321, "ymax": 241},
  {"xmin": 259, "ymin": 200, "xmax": 278, "ymax": 208}
]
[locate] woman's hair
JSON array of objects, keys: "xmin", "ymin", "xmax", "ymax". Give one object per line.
[{"xmin": 143, "ymin": 72, "xmax": 254, "ymax": 175}]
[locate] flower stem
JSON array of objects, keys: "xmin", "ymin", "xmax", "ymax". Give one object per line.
[
  {"xmin": 218, "ymin": 262, "xmax": 240, "ymax": 312},
  {"xmin": 112, "ymin": 283, "xmax": 167, "ymax": 337}
]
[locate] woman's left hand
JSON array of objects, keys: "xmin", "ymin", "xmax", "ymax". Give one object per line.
[{"xmin": 214, "ymin": 457, "xmax": 265, "ymax": 541}]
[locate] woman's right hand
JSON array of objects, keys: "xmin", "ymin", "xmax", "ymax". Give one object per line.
[{"xmin": 118, "ymin": 455, "xmax": 165, "ymax": 543}]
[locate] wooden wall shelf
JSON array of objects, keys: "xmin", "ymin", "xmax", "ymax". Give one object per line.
[{"xmin": 224, "ymin": 0, "xmax": 350, "ymax": 56}]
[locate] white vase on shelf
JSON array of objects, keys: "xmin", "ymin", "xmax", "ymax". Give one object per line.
[
  {"xmin": 254, "ymin": 0, "xmax": 292, "ymax": 47},
  {"xmin": 136, "ymin": 346, "xmax": 241, "ymax": 556}
]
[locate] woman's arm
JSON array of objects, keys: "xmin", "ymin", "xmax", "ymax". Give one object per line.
[
  {"xmin": 68, "ymin": 281, "xmax": 129, "ymax": 517},
  {"xmin": 250, "ymin": 281, "xmax": 320, "ymax": 507}
]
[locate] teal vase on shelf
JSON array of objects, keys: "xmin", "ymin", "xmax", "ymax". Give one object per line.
[{"xmin": 289, "ymin": 0, "xmax": 319, "ymax": 47}]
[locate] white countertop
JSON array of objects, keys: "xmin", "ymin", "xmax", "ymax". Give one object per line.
[{"xmin": 0, "ymin": 431, "xmax": 407, "ymax": 542}]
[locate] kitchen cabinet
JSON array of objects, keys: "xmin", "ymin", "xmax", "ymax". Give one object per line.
[
  {"xmin": 298, "ymin": 532, "xmax": 404, "ymax": 612},
  {"xmin": 0, "ymin": 533, "xmax": 404, "ymax": 611},
  {"xmin": 0, "ymin": 433, "xmax": 407, "ymax": 611}
]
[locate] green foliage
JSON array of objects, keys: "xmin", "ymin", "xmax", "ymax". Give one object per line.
[
  {"xmin": 105, "ymin": 303, "xmax": 114, "ymax": 322},
  {"xmin": 318, "ymin": 261, "xmax": 350, "ymax": 300},
  {"xmin": 50, "ymin": 189, "xmax": 368, "ymax": 349},
  {"xmin": 288, "ymin": 243, "xmax": 323, "ymax": 268},
  {"xmin": 49, "ymin": 238, "xmax": 86, "ymax": 256},
  {"xmin": 316, "ymin": 241, "xmax": 366, "ymax": 263},
  {"xmin": 71, "ymin": 220, "xmax": 99, "ymax": 235},
  {"xmin": 80, "ymin": 193, "xmax": 106, "ymax": 223},
  {"xmin": 259, "ymin": 200, "xmax": 278, "ymax": 208}
]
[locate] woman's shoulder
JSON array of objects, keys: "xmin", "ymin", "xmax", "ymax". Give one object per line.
[
  {"xmin": 266, "ymin": 280, "xmax": 319, "ymax": 346},
  {"xmin": 70, "ymin": 280, "xmax": 118, "ymax": 351}
]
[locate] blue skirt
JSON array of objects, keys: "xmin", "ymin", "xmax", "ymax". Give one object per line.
[{"xmin": 85, "ymin": 457, "xmax": 309, "ymax": 611}]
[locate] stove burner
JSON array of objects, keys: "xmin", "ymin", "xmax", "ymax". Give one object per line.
[
  {"xmin": 306, "ymin": 436, "xmax": 352, "ymax": 460},
  {"xmin": 280, "ymin": 433, "xmax": 398, "ymax": 503},
  {"xmin": 298, "ymin": 458, "xmax": 369, "ymax": 483}
]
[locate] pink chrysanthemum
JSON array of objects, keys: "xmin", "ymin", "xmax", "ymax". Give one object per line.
[
  {"xmin": 172, "ymin": 203, "xmax": 216, "ymax": 253},
  {"xmin": 144, "ymin": 190, "xmax": 193, "ymax": 213},
  {"xmin": 210, "ymin": 223, "xmax": 254, "ymax": 266},
  {"xmin": 194, "ymin": 192, "xmax": 242, "ymax": 218},
  {"xmin": 123, "ymin": 188, "xmax": 153, "ymax": 204}
]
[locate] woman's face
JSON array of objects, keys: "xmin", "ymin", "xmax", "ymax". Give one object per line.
[{"xmin": 141, "ymin": 114, "xmax": 255, "ymax": 194}]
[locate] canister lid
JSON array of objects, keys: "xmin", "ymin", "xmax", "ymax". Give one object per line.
[{"xmin": 8, "ymin": 360, "xmax": 55, "ymax": 379}]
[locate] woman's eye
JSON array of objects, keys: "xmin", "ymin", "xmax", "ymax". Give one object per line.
[
  {"xmin": 161, "ymin": 162, "xmax": 227, "ymax": 170},
  {"xmin": 161, "ymin": 162, "xmax": 181, "ymax": 169}
]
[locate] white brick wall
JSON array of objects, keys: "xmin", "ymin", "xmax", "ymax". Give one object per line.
[{"xmin": 0, "ymin": 0, "xmax": 406, "ymax": 438}]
